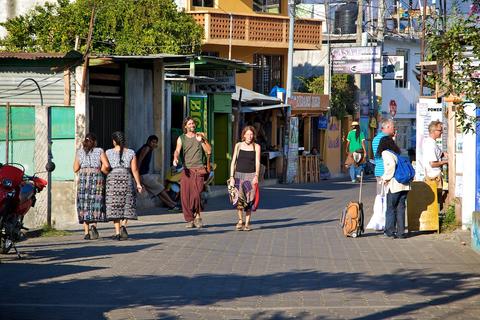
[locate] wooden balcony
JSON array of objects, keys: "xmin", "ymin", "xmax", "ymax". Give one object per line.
[{"xmin": 191, "ymin": 11, "xmax": 322, "ymax": 50}]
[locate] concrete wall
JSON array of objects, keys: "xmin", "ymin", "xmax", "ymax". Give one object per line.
[
  {"xmin": 125, "ymin": 67, "xmax": 154, "ymax": 152},
  {"xmin": 51, "ymin": 181, "xmax": 76, "ymax": 228},
  {"xmin": 381, "ymin": 38, "xmax": 421, "ymax": 120},
  {"xmin": 186, "ymin": 0, "xmax": 288, "ymax": 16}
]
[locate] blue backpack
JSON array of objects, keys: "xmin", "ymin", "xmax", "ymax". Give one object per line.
[{"xmin": 388, "ymin": 150, "xmax": 415, "ymax": 184}]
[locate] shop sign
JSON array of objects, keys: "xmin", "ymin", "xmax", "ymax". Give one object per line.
[
  {"xmin": 331, "ymin": 46, "xmax": 381, "ymax": 74},
  {"xmin": 318, "ymin": 115, "xmax": 328, "ymax": 129},
  {"xmin": 188, "ymin": 95, "xmax": 208, "ymax": 134},
  {"xmin": 196, "ymin": 69, "xmax": 236, "ymax": 93},
  {"xmin": 171, "ymin": 81, "xmax": 189, "ymax": 95},
  {"xmin": 415, "ymin": 98, "xmax": 445, "ymax": 181},
  {"xmin": 289, "ymin": 93, "xmax": 329, "ymax": 114},
  {"xmin": 382, "ymin": 55, "xmax": 405, "ymax": 80}
]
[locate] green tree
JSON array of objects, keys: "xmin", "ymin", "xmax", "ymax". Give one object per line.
[
  {"xmin": 297, "ymin": 74, "xmax": 357, "ymax": 118},
  {"xmin": 0, "ymin": 0, "xmax": 203, "ymax": 55},
  {"xmin": 426, "ymin": 2, "xmax": 480, "ymax": 132}
]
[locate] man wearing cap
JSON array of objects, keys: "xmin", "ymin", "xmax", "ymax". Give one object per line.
[{"xmin": 345, "ymin": 121, "xmax": 366, "ymax": 182}]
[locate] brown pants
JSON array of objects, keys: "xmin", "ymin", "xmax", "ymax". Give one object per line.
[{"xmin": 180, "ymin": 168, "xmax": 206, "ymax": 222}]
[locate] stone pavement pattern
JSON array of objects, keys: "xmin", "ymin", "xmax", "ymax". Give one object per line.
[{"xmin": 1, "ymin": 179, "xmax": 480, "ymax": 320}]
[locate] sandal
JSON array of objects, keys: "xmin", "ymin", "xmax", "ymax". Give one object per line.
[
  {"xmin": 243, "ymin": 225, "xmax": 251, "ymax": 232},
  {"xmin": 235, "ymin": 221, "xmax": 244, "ymax": 231}
]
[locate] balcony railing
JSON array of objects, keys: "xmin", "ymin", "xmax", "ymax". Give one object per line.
[{"xmin": 191, "ymin": 11, "xmax": 322, "ymax": 50}]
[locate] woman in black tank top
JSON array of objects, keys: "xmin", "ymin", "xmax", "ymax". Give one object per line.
[{"xmin": 229, "ymin": 126, "xmax": 261, "ymax": 231}]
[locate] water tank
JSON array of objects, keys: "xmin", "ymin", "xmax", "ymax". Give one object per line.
[{"xmin": 334, "ymin": 2, "xmax": 358, "ymax": 34}]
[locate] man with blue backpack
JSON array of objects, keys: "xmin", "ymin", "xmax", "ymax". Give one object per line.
[{"xmin": 376, "ymin": 135, "xmax": 414, "ymax": 239}]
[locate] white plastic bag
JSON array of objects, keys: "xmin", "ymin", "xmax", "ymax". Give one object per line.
[{"xmin": 367, "ymin": 185, "xmax": 386, "ymax": 231}]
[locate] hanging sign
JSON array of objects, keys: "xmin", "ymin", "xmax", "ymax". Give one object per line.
[
  {"xmin": 188, "ymin": 95, "xmax": 208, "ymax": 135},
  {"xmin": 318, "ymin": 115, "xmax": 328, "ymax": 129},
  {"xmin": 382, "ymin": 55, "xmax": 405, "ymax": 80},
  {"xmin": 331, "ymin": 46, "xmax": 381, "ymax": 74}
]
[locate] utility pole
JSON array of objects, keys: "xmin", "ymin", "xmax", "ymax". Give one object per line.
[
  {"xmin": 286, "ymin": 0, "xmax": 295, "ymax": 99},
  {"xmin": 284, "ymin": 0, "xmax": 296, "ymax": 184},
  {"xmin": 377, "ymin": 0, "xmax": 385, "ymax": 103},
  {"xmin": 396, "ymin": 0, "xmax": 401, "ymax": 33},
  {"xmin": 355, "ymin": 0, "xmax": 364, "ymax": 117},
  {"xmin": 419, "ymin": 0, "xmax": 427, "ymax": 96},
  {"xmin": 324, "ymin": 0, "xmax": 331, "ymax": 96},
  {"xmin": 355, "ymin": 0, "xmax": 363, "ymax": 121}
]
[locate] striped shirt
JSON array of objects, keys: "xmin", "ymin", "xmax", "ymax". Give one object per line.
[{"xmin": 372, "ymin": 131, "xmax": 387, "ymax": 177}]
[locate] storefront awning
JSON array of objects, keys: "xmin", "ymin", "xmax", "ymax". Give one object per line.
[
  {"xmin": 232, "ymin": 86, "xmax": 282, "ymax": 104},
  {"xmin": 238, "ymin": 104, "xmax": 288, "ymax": 113},
  {"xmin": 233, "ymin": 86, "xmax": 288, "ymax": 113}
]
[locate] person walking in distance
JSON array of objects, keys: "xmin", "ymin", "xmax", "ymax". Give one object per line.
[
  {"xmin": 173, "ymin": 117, "xmax": 212, "ymax": 228},
  {"xmin": 73, "ymin": 133, "xmax": 110, "ymax": 240},
  {"xmin": 423, "ymin": 121, "xmax": 448, "ymax": 209},
  {"xmin": 377, "ymin": 136, "xmax": 410, "ymax": 239},
  {"xmin": 105, "ymin": 131, "xmax": 143, "ymax": 240},
  {"xmin": 136, "ymin": 135, "xmax": 180, "ymax": 212},
  {"xmin": 229, "ymin": 126, "xmax": 261, "ymax": 231},
  {"xmin": 345, "ymin": 121, "xmax": 367, "ymax": 182}
]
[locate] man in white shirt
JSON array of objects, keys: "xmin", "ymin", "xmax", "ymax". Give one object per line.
[{"xmin": 423, "ymin": 120, "xmax": 448, "ymax": 207}]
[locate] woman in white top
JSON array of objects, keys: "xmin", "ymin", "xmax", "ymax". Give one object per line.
[
  {"xmin": 377, "ymin": 136, "xmax": 410, "ymax": 239},
  {"xmin": 105, "ymin": 131, "xmax": 143, "ymax": 240},
  {"xmin": 73, "ymin": 133, "xmax": 110, "ymax": 240}
]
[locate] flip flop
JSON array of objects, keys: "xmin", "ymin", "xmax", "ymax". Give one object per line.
[{"xmin": 235, "ymin": 221, "xmax": 244, "ymax": 231}]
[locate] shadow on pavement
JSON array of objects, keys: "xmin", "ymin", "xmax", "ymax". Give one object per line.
[
  {"xmin": 15, "ymin": 243, "xmax": 158, "ymax": 263},
  {"xmin": 0, "ymin": 267, "xmax": 478, "ymax": 320}
]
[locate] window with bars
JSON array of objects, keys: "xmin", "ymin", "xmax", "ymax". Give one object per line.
[
  {"xmin": 253, "ymin": 0, "xmax": 281, "ymax": 14},
  {"xmin": 395, "ymin": 49, "xmax": 409, "ymax": 88},
  {"xmin": 253, "ymin": 54, "xmax": 283, "ymax": 95},
  {"xmin": 192, "ymin": 0, "xmax": 214, "ymax": 7}
]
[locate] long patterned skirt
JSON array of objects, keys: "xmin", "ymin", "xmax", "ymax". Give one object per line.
[
  {"xmin": 233, "ymin": 171, "xmax": 257, "ymax": 211},
  {"xmin": 77, "ymin": 167, "xmax": 106, "ymax": 224},
  {"xmin": 106, "ymin": 168, "xmax": 137, "ymax": 221}
]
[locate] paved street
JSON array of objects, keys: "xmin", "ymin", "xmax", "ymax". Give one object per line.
[{"xmin": 1, "ymin": 178, "xmax": 480, "ymax": 320}]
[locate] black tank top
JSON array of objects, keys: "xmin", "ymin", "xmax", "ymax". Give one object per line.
[
  {"xmin": 136, "ymin": 144, "xmax": 152, "ymax": 175},
  {"xmin": 236, "ymin": 149, "xmax": 255, "ymax": 173}
]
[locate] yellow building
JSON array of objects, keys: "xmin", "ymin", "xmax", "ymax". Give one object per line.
[{"xmin": 183, "ymin": 0, "xmax": 323, "ymax": 93}]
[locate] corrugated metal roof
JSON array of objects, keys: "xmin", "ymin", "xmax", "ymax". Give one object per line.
[
  {"xmin": 0, "ymin": 67, "xmax": 76, "ymax": 106},
  {"xmin": 0, "ymin": 51, "xmax": 83, "ymax": 60},
  {"xmin": 90, "ymin": 54, "xmax": 251, "ymax": 69}
]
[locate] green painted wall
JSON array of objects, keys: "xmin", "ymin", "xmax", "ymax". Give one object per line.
[{"xmin": 0, "ymin": 106, "xmax": 75, "ymax": 180}]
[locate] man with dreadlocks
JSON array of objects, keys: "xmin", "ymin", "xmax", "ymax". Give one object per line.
[{"xmin": 173, "ymin": 117, "xmax": 212, "ymax": 228}]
